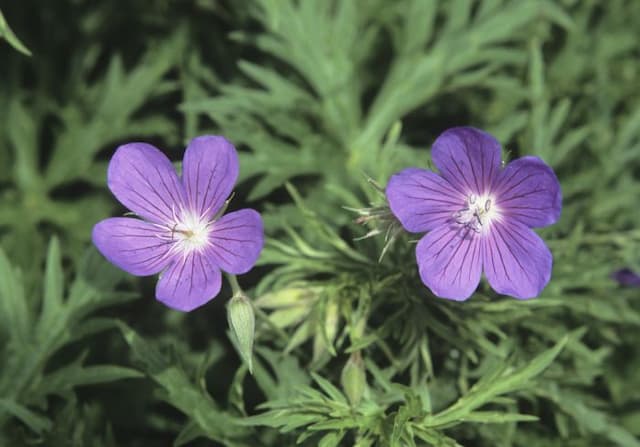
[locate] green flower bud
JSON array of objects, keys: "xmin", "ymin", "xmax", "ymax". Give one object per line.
[
  {"xmin": 341, "ymin": 352, "xmax": 366, "ymax": 406},
  {"xmin": 227, "ymin": 293, "xmax": 256, "ymax": 374}
]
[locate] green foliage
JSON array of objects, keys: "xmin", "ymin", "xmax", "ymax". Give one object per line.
[
  {"xmin": 1, "ymin": 0, "xmax": 640, "ymax": 445},
  {"xmin": 0, "ymin": 239, "xmax": 140, "ymax": 442},
  {"xmin": 117, "ymin": 322, "xmax": 251, "ymax": 445},
  {"xmin": 0, "ymin": 8, "xmax": 31, "ymax": 56},
  {"xmin": 0, "ymin": 20, "xmax": 185, "ymax": 269}
]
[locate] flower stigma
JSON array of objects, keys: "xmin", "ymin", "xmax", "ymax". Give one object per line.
[{"xmin": 453, "ymin": 193, "xmax": 499, "ymax": 233}]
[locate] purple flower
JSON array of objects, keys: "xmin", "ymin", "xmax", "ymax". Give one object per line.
[
  {"xmin": 611, "ymin": 268, "xmax": 640, "ymax": 287},
  {"xmin": 92, "ymin": 136, "xmax": 264, "ymax": 311},
  {"xmin": 386, "ymin": 127, "xmax": 561, "ymax": 300}
]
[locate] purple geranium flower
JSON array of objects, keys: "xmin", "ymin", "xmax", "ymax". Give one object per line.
[
  {"xmin": 386, "ymin": 127, "xmax": 561, "ymax": 300},
  {"xmin": 92, "ymin": 136, "xmax": 264, "ymax": 311}
]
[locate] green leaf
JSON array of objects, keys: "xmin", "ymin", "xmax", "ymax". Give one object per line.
[
  {"xmin": 539, "ymin": 386, "xmax": 640, "ymax": 447},
  {"xmin": 174, "ymin": 421, "xmax": 206, "ymax": 447},
  {"xmin": 461, "ymin": 411, "xmax": 538, "ymax": 424},
  {"xmin": 318, "ymin": 431, "xmax": 346, "ymax": 447},
  {"xmin": 44, "ymin": 29, "xmax": 186, "ymax": 188},
  {"xmin": 312, "ymin": 372, "xmax": 348, "ymax": 406},
  {"xmin": 0, "ymin": 242, "xmax": 137, "ymax": 434},
  {"xmin": 117, "ymin": 322, "xmax": 249, "ymax": 443},
  {"xmin": 0, "ymin": 399, "xmax": 51, "ymax": 434},
  {"xmin": 427, "ymin": 336, "xmax": 568, "ymax": 428},
  {"xmin": 40, "ymin": 237, "xmax": 64, "ymax": 331},
  {"xmin": 0, "ymin": 246, "xmax": 30, "ymax": 344},
  {"xmin": 0, "ymin": 9, "xmax": 31, "ymax": 56},
  {"xmin": 38, "ymin": 355, "xmax": 143, "ymax": 397}
]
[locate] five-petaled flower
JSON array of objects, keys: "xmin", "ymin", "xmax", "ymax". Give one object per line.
[
  {"xmin": 92, "ymin": 136, "xmax": 264, "ymax": 311},
  {"xmin": 386, "ymin": 127, "xmax": 561, "ymax": 300}
]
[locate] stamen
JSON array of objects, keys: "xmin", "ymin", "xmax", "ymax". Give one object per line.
[
  {"xmin": 164, "ymin": 210, "xmax": 213, "ymax": 254},
  {"xmin": 170, "ymin": 223, "xmax": 178, "ymax": 241},
  {"xmin": 453, "ymin": 193, "xmax": 498, "ymax": 233}
]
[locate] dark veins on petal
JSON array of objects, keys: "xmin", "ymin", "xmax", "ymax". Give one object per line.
[
  {"xmin": 492, "ymin": 223, "xmax": 533, "ymax": 283},
  {"xmin": 209, "ymin": 242, "xmax": 237, "ymax": 265},
  {"xmin": 192, "ymin": 155, "xmax": 229, "ymax": 218},
  {"xmin": 154, "ymin": 165, "xmax": 183, "ymax": 209},
  {"xmin": 131, "ymin": 164, "xmax": 178, "ymax": 220},
  {"xmin": 407, "ymin": 177, "xmax": 462, "ymax": 200},
  {"xmin": 440, "ymin": 228, "xmax": 473, "ymax": 284},
  {"xmin": 485, "ymin": 228, "xmax": 509, "ymax": 281},
  {"xmin": 449, "ymin": 154, "xmax": 475, "ymax": 193},
  {"xmin": 462, "ymin": 145, "xmax": 481, "ymax": 193},
  {"xmin": 131, "ymin": 250, "xmax": 172, "ymax": 268},
  {"xmin": 124, "ymin": 186, "xmax": 173, "ymax": 222}
]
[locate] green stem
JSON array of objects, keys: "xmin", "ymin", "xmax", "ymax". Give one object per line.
[{"xmin": 226, "ymin": 273, "xmax": 242, "ymax": 296}]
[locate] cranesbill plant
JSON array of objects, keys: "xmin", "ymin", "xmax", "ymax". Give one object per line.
[
  {"xmin": 386, "ymin": 127, "xmax": 561, "ymax": 300},
  {"xmin": 92, "ymin": 136, "xmax": 264, "ymax": 311}
]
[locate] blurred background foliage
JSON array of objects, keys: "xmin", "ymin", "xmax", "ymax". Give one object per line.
[{"xmin": 1, "ymin": 0, "xmax": 639, "ymax": 445}]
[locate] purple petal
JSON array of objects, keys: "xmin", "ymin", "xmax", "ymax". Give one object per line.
[
  {"xmin": 108, "ymin": 143, "xmax": 186, "ymax": 224},
  {"xmin": 386, "ymin": 168, "xmax": 465, "ymax": 232},
  {"xmin": 92, "ymin": 218, "xmax": 173, "ymax": 276},
  {"xmin": 431, "ymin": 127, "xmax": 502, "ymax": 195},
  {"xmin": 416, "ymin": 225, "xmax": 483, "ymax": 300},
  {"xmin": 206, "ymin": 209, "xmax": 264, "ymax": 274},
  {"xmin": 493, "ymin": 156, "xmax": 561, "ymax": 228},
  {"xmin": 611, "ymin": 268, "xmax": 640, "ymax": 287},
  {"xmin": 182, "ymin": 136, "xmax": 239, "ymax": 220},
  {"xmin": 482, "ymin": 220, "xmax": 552, "ymax": 299},
  {"xmin": 155, "ymin": 253, "xmax": 222, "ymax": 312}
]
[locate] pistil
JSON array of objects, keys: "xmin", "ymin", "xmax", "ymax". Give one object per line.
[{"xmin": 454, "ymin": 193, "xmax": 498, "ymax": 233}]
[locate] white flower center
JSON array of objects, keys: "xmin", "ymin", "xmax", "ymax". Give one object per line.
[
  {"xmin": 454, "ymin": 193, "xmax": 499, "ymax": 233},
  {"xmin": 169, "ymin": 211, "xmax": 211, "ymax": 253}
]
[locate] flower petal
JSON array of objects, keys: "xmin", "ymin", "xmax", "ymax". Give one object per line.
[
  {"xmin": 206, "ymin": 209, "xmax": 264, "ymax": 274},
  {"xmin": 108, "ymin": 143, "xmax": 186, "ymax": 224},
  {"xmin": 386, "ymin": 168, "xmax": 465, "ymax": 232},
  {"xmin": 431, "ymin": 127, "xmax": 502, "ymax": 195},
  {"xmin": 416, "ymin": 225, "xmax": 483, "ymax": 300},
  {"xmin": 155, "ymin": 253, "xmax": 222, "ymax": 312},
  {"xmin": 92, "ymin": 218, "xmax": 173, "ymax": 276},
  {"xmin": 493, "ymin": 156, "xmax": 561, "ymax": 228},
  {"xmin": 182, "ymin": 136, "xmax": 239, "ymax": 220},
  {"xmin": 612, "ymin": 268, "xmax": 640, "ymax": 287},
  {"xmin": 482, "ymin": 220, "xmax": 552, "ymax": 299}
]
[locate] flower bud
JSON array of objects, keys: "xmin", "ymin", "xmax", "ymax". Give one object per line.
[
  {"xmin": 227, "ymin": 293, "xmax": 256, "ymax": 373},
  {"xmin": 341, "ymin": 352, "xmax": 366, "ymax": 406}
]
